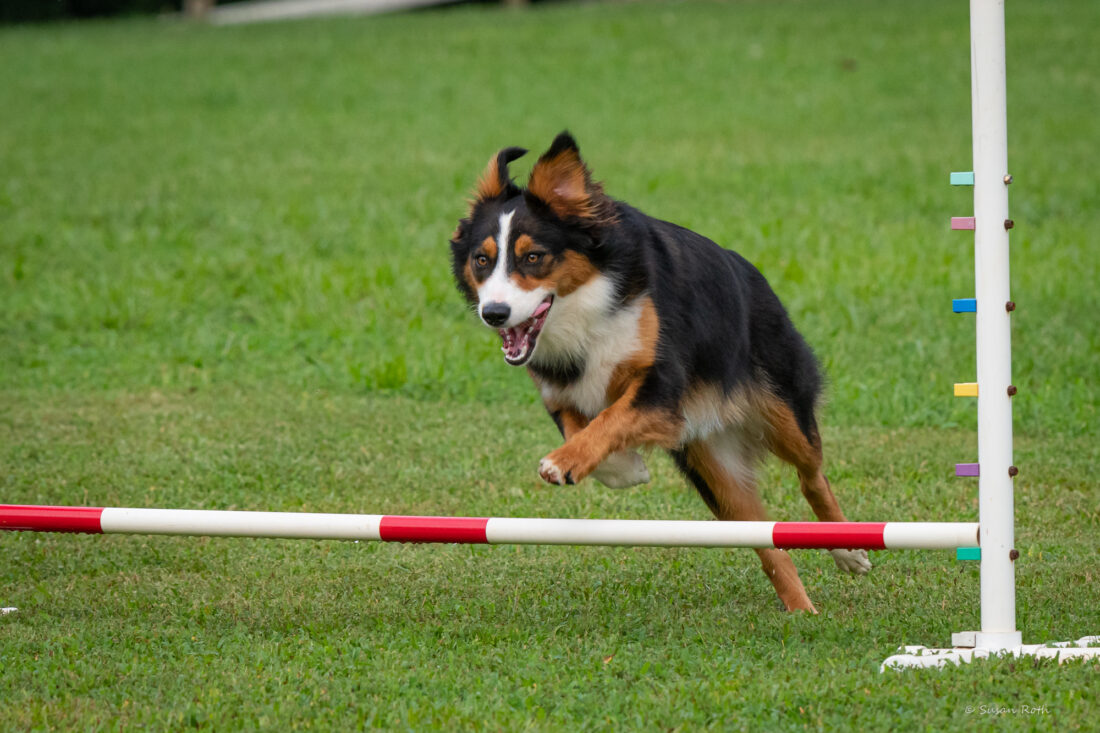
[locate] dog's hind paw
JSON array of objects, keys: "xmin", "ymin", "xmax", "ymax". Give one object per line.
[
  {"xmin": 591, "ymin": 450, "xmax": 650, "ymax": 489},
  {"xmin": 829, "ymin": 548, "xmax": 872, "ymax": 575}
]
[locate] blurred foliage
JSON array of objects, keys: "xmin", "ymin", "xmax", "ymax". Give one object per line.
[{"xmin": 1, "ymin": 0, "xmax": 180, "ymax": 22}]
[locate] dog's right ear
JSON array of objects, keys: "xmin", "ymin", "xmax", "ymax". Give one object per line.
[{"xmin": 474, "ymin": 146, "xmax": 528, "ymax": 203}]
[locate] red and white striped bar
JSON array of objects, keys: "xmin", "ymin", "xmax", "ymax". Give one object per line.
[{"xmin": 0, "ymin": 505, "xmax": 978, "ymax": 550}]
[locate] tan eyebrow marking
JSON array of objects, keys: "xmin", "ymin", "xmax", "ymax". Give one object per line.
[
  {"xmin": 480, "ymin": 237, "xmax": 498, "ymax": 260},
  {"xmin": 515, "ymin": 234, "xmax": 536, "ymax": 258}
]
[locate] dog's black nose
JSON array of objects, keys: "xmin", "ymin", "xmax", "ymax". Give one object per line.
[{"xmin": 481, "ymin": 302, "xmax": 511, "ymax": 327}]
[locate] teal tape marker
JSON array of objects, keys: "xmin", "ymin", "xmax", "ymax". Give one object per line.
[
  {"xmin": 951, "ymin": 171, "xmax": 975, "ymax": 186},
  {"xmin": 956, "ymin": 547, "xmax": 981, "ymax": 561}
]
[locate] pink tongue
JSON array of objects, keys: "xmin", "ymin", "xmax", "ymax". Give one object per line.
[{"xmin": 532, "ymin": 301, "xmax": 552, "ymax": 319}]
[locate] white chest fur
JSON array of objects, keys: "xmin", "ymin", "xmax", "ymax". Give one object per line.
[{"xmin": 534, "ymin": 276, "xmax": 645, "ymax": 419}]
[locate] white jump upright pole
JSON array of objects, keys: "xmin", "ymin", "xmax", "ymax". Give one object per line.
[
  {"xmin": 969, "ymin": 0, "xmax": 1020, "ymax": 654},
  {"xmin": 882, "ymin": 0, "xmax": 1099, "ymax": 670}
]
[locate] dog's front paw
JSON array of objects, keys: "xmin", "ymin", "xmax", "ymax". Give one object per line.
[
  {"xmin": 591, "ymin": 450, "xmax": 650, "ymax": 489},
  {"xmin": 829, "ymin": 548, "xmax": 872, "ymax": 575},
  {"xmin": 538, "ymin": 445, "xmax": 598, "ymax": 486},
  {"xmin": 538, "ymin": 456, "xmax": 575, "ymax": 486},
  {"xmin": 536, "ymin": 442, "xmax": 598, "ymax": 482}
]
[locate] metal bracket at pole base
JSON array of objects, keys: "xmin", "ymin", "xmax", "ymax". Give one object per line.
[{"xmin": 881, "ymin": 636, "xmax": 1100, "ymax": 671}]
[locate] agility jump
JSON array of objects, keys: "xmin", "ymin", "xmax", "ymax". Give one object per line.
[{"xmin": 2, "ymin": 0, "xmax": 1097, "ymax": 671}]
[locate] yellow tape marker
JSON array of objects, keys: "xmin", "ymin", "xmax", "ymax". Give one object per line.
[{"xmin": 954, "ymin": 382, "xmax": 979, "ymax": 397}]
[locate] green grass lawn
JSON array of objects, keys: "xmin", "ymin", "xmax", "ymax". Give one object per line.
[{"xmin": 2, "ymin": 0, "xmax": 1098, "ymax": 728}]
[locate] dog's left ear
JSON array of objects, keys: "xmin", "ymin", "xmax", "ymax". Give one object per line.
[
  {"xmin": 475, "ymin": 146, "xmax": 527, "ymax": 202},
  {"xmin": 526, "ymin": 131, "xmax": 615, "ymax": 225}
]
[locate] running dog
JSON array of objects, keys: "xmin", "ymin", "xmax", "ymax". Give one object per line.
[{"xmin": 449, "ymin": 132, "xmax": 870, "ymax": 611}]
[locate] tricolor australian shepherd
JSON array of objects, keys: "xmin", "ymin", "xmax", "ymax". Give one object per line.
[{"xmin": 450, "ymin": 132, "xmax": 870, "ymax": 612}]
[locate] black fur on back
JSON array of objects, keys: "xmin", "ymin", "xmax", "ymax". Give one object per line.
[{"xmin": 604, "ymin": 204, "xmax": 824, "ymax": 445}]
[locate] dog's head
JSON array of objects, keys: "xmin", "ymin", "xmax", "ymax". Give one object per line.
[{"xmin": 450, "ymin": 132, "xmax": 618, "ymax": 367}]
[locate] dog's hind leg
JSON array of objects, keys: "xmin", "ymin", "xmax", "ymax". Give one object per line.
[
  {"xmin": 673, "ymin": 433, "xmax": 817, "ymax": 613},
  {"xmin": 591, "ymin": 449, "xmax": 650, "ymax": 488},
  {"xmin": 762, "ymin": 397, "xmax": 872, "ymax": 576}
]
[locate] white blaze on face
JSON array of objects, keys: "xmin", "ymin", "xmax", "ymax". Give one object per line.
[{"xmin": 477, "ymin": 209, "xmax": 552, "ymax": 329}]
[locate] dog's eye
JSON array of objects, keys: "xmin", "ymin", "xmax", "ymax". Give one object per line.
[
  {"xmin": 474, "ymin": 254, "xmax": 490, "ymax": 267},
  {"xmin": 525, "ymin": 252, "xmax": 543, "ymax": 264}
]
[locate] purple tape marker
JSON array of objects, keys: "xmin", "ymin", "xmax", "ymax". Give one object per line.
[{"xmin": 955, "ymin": 463, "xmax": 980, "ymax": 477}]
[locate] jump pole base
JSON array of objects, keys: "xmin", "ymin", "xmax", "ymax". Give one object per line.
[{"xmin": 881, "ymin": 636, "xmax": 1100, "ymax": 671}]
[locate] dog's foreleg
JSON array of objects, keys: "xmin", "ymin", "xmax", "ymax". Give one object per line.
[
  {"xmin": 538, "ymin": 391, "xmax": 678, "ymax": 486},
  {"xmin": 548, "ymin": 407, "xmax": 650, "ymax": 487}
]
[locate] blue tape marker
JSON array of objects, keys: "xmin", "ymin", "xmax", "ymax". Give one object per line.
[
  {"xmin": 950, "ymin": 171, "xmax": 975, "ymax": 186},
  {"xmin": 953, "ymin": 298, "xmax": 977, "ymax": 313}
]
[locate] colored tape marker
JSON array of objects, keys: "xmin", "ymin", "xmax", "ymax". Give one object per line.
[
  {"xmin": 956, "ymin": 547, "xmax": 981, "ymax": 561},
  {"xmin": 955, "ymin": 463, "xmax": 980, "ymax": 477},
  {"xmin": 951, "ymin": 217, "xmax": 976, "ymax": 230},
  {"xmin": 954, "ymin": 383, "xmax": 979, "ymax": 397},
  {"xmin": 772, "ymin": 521, "xmax": 887, "ymax": 550},
  {"xmin": 0, "ymin": 504, "xmax": 104, "ymax": 533},
  {"xmin": 952, "ymin": 298, "xmax": 977, "ymax": 313},
  {"xmin": 378, "ymin": 515, "xmax": 489, "ymax": 543},
  {"xmin": 950, "ymin": 171, "xmax": 975, "ymax": 186}
]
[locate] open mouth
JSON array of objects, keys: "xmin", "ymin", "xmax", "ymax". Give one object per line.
[{"xmin": 499, "ymin": 296, "xmax": 553, "ymax": 366}]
